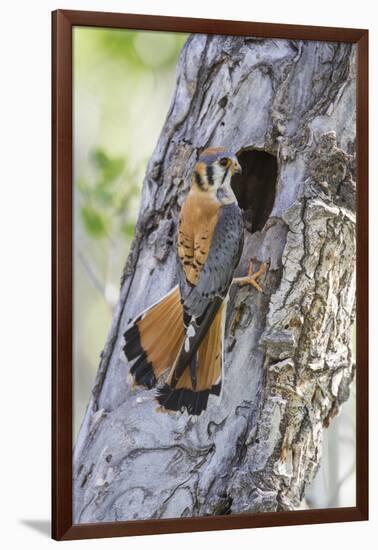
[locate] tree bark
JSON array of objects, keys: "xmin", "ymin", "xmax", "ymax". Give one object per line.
[{"xmin": 73, "ymin": 35, "xmax": 356, "ymax": 522}]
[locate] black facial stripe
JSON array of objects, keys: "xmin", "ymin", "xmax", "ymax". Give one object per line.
[
  {"xmin": 194, "ymin": 171, "xmax": 205, "ymax": 190},
  {"xmin": 206, "ymin": 165, "xmax": 214, "ymax": 186},
  {"xmin": 221, "ymin": 165, "xmax": 230, "ymax": 185}
]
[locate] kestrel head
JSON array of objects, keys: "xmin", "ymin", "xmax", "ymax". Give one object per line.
[{"xmin": 192, "ymin": 147, "xmax": 242, "ymax": 193}]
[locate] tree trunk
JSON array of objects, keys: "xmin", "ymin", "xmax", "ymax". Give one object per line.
[{"xmin": 73, "ymin": 35, "xmax": 356, "ymax": 522}]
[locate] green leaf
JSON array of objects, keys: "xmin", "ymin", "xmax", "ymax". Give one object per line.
[
  {"xmin": 81, "ymin": 206, "xmax": 108, "ymax": 238},
  {"xmin": 121, "ymin": 222, "xmax": 135, "ymax": 240},
  {"xmin": 93, "ymin": 185, "xmax": 114, "ymax": 206},
  {"xmin": 91, "ymin": 148, "xmax": 125, "ymax": 185}
]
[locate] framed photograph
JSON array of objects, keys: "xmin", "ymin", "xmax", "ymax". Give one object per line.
[{"xmin": 52, "ymin": 9, "xmax": 368, "ymax": 541}]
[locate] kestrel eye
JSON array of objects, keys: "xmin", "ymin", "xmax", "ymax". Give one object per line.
[{"xmin": 219, "ymin": 157, "xmax": 229, "ymax": 167}]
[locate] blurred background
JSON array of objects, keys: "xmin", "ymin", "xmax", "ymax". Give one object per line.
[
  {"xmin": 73, "ymin": 26, "xmax": 188, "ymax": 437},
  {"xmin": 73, "ymin": 27, "xmax": 355, "ymax": 510}
]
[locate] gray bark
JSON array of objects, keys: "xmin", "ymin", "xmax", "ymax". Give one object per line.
[{"xmin": 73, "ymin": 35, "xmax": 356, "ymax": 522}]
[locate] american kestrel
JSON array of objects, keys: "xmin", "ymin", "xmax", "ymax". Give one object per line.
[{"xmin": 123, "ymin": 147, "xmax": 266, "ymax": 415}]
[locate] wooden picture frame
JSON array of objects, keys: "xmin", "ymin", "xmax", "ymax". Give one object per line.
[{"xmin": 52, "ymin": 9, "xmax": 368, "ymax": 541}]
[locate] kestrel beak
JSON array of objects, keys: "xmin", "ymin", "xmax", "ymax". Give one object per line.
[{"xmin": 233, "ymin": 160, "xmax": 242, "ymax": 175}]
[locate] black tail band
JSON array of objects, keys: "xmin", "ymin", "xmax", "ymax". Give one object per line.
[
  {"xmin": 156, "ymin": 382, "xmax": 221, "ymax": 416},
  {"xmin": 124, "ymin": 322, "xmax": 156, "ymax": 389}
]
